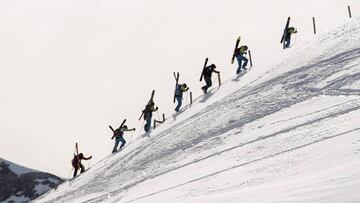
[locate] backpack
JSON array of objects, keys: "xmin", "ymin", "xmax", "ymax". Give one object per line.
[
  {"xmin": 71, "ymin": 155, "xmax": 79, "ymax": 167},
  {"xmin": 113, "ymin": 128, "xmax": 124, "ymax": 138},
  {"xmin": 203, "ymin": 66, "xmax": 213, "ymax": 77}
]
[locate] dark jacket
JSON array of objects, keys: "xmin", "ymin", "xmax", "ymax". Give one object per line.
[
  {"xmin": 234, "ymin": 46, "xmax": 248, "ymax": 56},
  {"xmin": 143, "ymin": 103, "xmax": 158, "ymax": 119},
  {"xmin": 174, "ymin": 84, "xmax": 189, "ymax": 97},
  {"xmin": 203, "ymin": 65, "xmax": 219, "ymax": 78},
  {"xmin": 72, "ymin": 154, "xmax": 92, "ymax": 168},
  {"xmin": 113, "ymin": 127, "xmax": 133, "ymax": 139}
]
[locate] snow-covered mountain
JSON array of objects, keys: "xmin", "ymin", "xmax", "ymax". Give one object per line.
[
  {"xmin": 0, "ymin": 158, "xmax": 63, "ymax": 203},
  {"xmin": 33, "ymin": 17, "xmax": 360, "ymax": 203}
]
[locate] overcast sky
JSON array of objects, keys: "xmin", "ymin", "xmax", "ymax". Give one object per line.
[{"xmin": 0, "ymin": 0, "xmax": 359, "ymax": 177}]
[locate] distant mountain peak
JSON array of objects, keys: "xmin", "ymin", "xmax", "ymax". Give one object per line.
[{"xmin": 0, "ymin": 158, "xmax": 63, "ymax": 203}]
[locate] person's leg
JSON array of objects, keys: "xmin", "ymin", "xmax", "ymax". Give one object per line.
[
  {"xmin": 202, "ymin": 77, "xmax": 212, "ymax": 93},
  {"xmin": 242, "ymin": 57, "xmax": 248, "ymax": 70},
  {"xmin": 144, "ymin": 119, "xmax": 148, "ymax": 132},
  {"xmin": 73, "ymin": 167, "xmax": 78, "ymax": 177},
  {"xmin": 112, "ymin": 139, "xmax": 120, "ymax": 153},
  {"xmin": 119, "ymin": 136, "xmax": 126, "ymax": 149},
  {"xmin": 144, "ymin": 116, "xmax": 152, "ymax": 132},
  {"xmin": 236, "ymin": 55, "xmax": 243, "ymax": 74},
  {"xmin": 201, "ymin": 85, "xmax": 207, "ymax": 92},
  {"xmin": 80, "ymin": 164, "xmax": 85, "ymax": 173},
  {"xmin": 175, "ymin": 96, "xmax": 182, "ymax": 111},
  {"xmin": 285, "ymin": 36, "xmax": 291, "ymax": 48},
  {"xmin": 206, "ymin": 77, "xmax": 212, "ymax": 88}
]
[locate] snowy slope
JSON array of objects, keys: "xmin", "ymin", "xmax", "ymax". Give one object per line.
[
  {"xmin": 0, "ymin": 158, "xmax": 63, "ymax": 203},
  {"xmin": 35, "ymin": 18, "xmax": 360, "ymax": 203}
]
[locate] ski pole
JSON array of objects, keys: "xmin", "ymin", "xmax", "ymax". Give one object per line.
[{"xmin": 348, "ymin": 5, "xmax": 352, "ymax": 18}]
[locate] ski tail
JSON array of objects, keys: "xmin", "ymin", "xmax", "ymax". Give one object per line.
[
  {"xmin": 75, "ymin": 143, "xmax": 80, "ymax": 168},
  {"xmin": 200, "ymin": 58, "xmax": 208, "ymax": 81},
  {"xmin": 280, "ymin": 17, "xmax": 291, "ymax": 44},
  {"xmin": 148, "ymin": 90, "xmax": 155, "ymax": 105},
  {"xmin": 231, "ymin": 36, "xmax": 241, "ymax": 64},
  {"xmin": 119, "ymin": 119, "xmax": 126, "ymax": 129},
  {"xmin": 248, "ymin": 50, "xmax": 253, "ymax": 68},
  {"xmin": 140, "ymin": 90, "xmax": 155, "ymax": 120},
  {"xmin": 173, "ymin": 72, "xmax": 179, "ymax": 103}
]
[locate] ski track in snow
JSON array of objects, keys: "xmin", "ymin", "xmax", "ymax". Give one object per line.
[{"xmin": 35, "ymin": 19, "xmax": 360, "ymax": 203}]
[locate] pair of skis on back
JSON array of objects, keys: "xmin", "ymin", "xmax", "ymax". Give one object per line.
[
  {"xmin": 173, "ymin": 72, "xmax": 179, "ymax": 103},
  {"xmin": 199, "ymin": 57, "xmax": 222, "ymax": 86},
  {"xmin": 109, "ymin": 119, "xmax": 126, "ymax": 139},
  {"xmin": 231, "ymin": 36, "xmax": 253, "ymax": 69},
  {"xmin": 280, "ymin": 17, "xmax": 291, "ymax": 49},
  {"xmin": 138, "ymin": 90, "xmax": 155, "ymax": 121}
]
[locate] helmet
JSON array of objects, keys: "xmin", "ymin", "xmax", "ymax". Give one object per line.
[
  {"xmin": 182, "ymin": 83, "xmax": 187, "ymax": 88},
  {"xmin": 211, "ymin": 64, "xmax": 216, "ymax": 69},
  {"xmin": 243, "ymin": 45, "xmax": 248, "ymax": 50},
  {"xmin": 123, "ymin": 125, "xmax": 128, "ymax": 129},
  {"xmin": 79, "ymin": 153, "xmax": 84, "ymax": 158}
]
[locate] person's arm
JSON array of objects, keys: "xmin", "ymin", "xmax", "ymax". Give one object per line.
[
  {"xmin": 181, "ymin": 86, "xmax": 189, "ymax": 92},
  {"xmin": 124, "ymin": 128, "xmax": 135, "ymax": 132},
  {"xmin": 83, "ymin": 155, "xmax": 92, "ymax": 160},
  {"xmin": 213, "ymin": 70, "xmax": 220, "ymax": 74}
]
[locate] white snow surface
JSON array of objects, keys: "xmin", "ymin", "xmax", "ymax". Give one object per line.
[
  {"xmin": 34, "ymin": 184, "xmax": 53, "ymax": 196},
  {"xmin": 34, "ymin": 18, "xmax": 360, "ymax": 203},
  {"xmin": 0, "ymin": 157, "xmax": 36, "ymax": 175},
  {"xmin": 4, "ymin": 195, "xmax": 30, "ymax": 203}
]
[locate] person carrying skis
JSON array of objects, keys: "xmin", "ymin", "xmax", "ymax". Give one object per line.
[
  {"xmin": 71, "ymin": 153, "xmax": 92, "ymax": 177},
  {"xmin": 284, "ymin": 27, "xmax": 297, "ymax": 48},
  {"xmin": 142, "ymin": 102, "xmax": 158, "ymax": 132},
  {"xmin": 111, "ymin": 125, "xmax": 136, "ymax": 153},
  {"xmin": 234, "ymin": 45, "xmax": 249, "ymax": 74},
  {"xmin": 201, "ymin": 64, "xmax": 219, "ymax": 94},
  {"xmin": 174, "ymin": 83, "xmax": 189, "ymax": 112}
]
